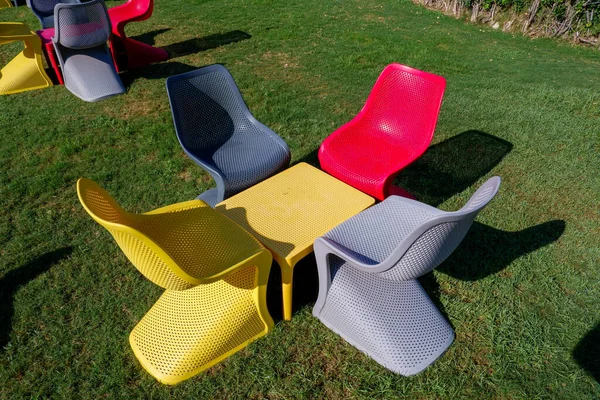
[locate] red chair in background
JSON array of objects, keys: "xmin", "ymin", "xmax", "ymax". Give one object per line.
[
  {"xmin": 108, "ymin": 0, "xmax": 168, "ymax": 72},
  {"xmin": 318, "ymin": 63, "xmax": 446, "ymax": 201}
]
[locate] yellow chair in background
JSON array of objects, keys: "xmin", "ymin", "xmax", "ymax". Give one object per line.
[
  {"xmin": 0, "ymin": 22, "xmax": 52, "ymax": 95},
  {"xmin": 77, "ymin": 178, "xmax": 274, "ymax": 385},
  {"xmin": 0, "ymin": 0, "xmax": 13, "ymax": 9}
]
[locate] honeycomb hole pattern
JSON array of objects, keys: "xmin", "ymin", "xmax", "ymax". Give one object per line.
[
  {"xmin": 320, "ymin": 64, "xmax": 445, "ymax": 198},
  {"xmin": 168, "ymin": 68, "xmax": 290, "ymax": 198},
  {"xmin": 324, "ymin": 199, "xmax": 435, "ymax": 266},
  {"xmin": 130, "ymin": 265, "xmax": 268, "ymax": 383},
  {"xmin": 78, "ymin": 180, "xmax": 265, "ymax": 290},
  {"xmin": 380, "ymin": 220, "xmax": 472, "ymax": 281},
  {"xmin": 55, "ymin": 1, "xmax": 111, "ymax": 49},
  {"xmin": 320, "ymin": 256, "xmax": 454, "ymax": 376}
]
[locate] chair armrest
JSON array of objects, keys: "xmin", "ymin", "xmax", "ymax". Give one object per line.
[{"xmin": 321, "ymin": 195, "xmax": 441, "ymax": 269}]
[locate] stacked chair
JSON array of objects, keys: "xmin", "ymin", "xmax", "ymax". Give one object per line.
[
  {"xmin": 2, "ymin": 0, "xmax": 167, "ymax": 99},
  {"xmin": 27, "ymin": 0, "xmax": 80, "ymax": 29},
  {"xmin": 0, "ymin": 22, "xmax": 53, "ymax": 95},
  {"xmin": 108, "ymin": 0, "xmax": 169, "ymax": 72},
  {"xmin": 77, "ymin": 64, "xmax": 503, "ymax": 384},
  {"xmin": 52, "ymin": 0, "xmax": 124, "ymax": 101}
]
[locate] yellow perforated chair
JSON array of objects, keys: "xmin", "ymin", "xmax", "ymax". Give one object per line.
[
  {"xmin": 77, "ymin": 178, "xmax": 274, "ymax": 385},
  {"xmin": 0, "ymin": 22, "xmax": 52, "ymax": 95}
]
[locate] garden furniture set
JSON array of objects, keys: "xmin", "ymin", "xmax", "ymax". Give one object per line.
[
  {"xmin": 0, "ymin": 0, "xmax": 167, "ymax": 99},
  {"xmin": 75, "ymin": 63, "xmax": 501, "ymax": 384}
]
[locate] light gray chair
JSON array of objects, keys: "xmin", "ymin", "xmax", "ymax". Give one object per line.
[
  {"xmin": 312, "ymin": 177, "xmax": 501, "ymax": 376},
  {"xmin": 53, "ymin": 0, "xmax": 125, "ymax": 102},
  {"xmin": 166, "ymin": 65, "xmax": 291, "ymax": 207},
  {"xmin": 26, "ymin": 0, "xmax": 81, "ymax": 29}
]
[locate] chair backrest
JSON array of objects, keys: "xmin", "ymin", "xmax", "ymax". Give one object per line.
[
  {"xmin": 166, "ymin": 64, "xmax": 263, "ymax": 160},
  {"xmin": 53, "ymin": 0, "xmax": 111, "ymax": 49},
  {"xmin": 129, "ymin": 0, "xmax": 153, "ymax": 20},
  {"xmin": 379, "ymin": 177, "xmax": 501, "ymax": 281},
  {"xmin": 77, "ymin": 178, "xmax": 200, "ymax": 291},
  {"xmin": 357, "ymin": 64, "xmax": 446, "ymax": 159},
  {"xmin": 27, "ymin": 0, "xmax": 63, "ymax": 28}
]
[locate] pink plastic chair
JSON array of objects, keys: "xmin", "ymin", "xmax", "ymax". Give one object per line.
[
  {"xmin": 108, "ymin": 0, "xmax": 168, "ymax": 72},
  {"xmin": 37, "ymin": 28, "xmax": 63, "ymax": 84},
  {"xmin": 318, "ymin": 64, "xmax": 446, "ymax": 201}
]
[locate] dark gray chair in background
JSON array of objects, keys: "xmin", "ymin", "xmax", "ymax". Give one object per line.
[
  {"xmin": 312, "ymin": 177, "xmax": 501, "ymax": 375},
  {"xmin": 53, "ymin": 0, "xmax": 125, "ymax": 102},
  {"xmin": 166, "ymin": 64, "xmax": 291, "ymax": 207},
  {"xmin": 27, "ymin": 0, "xmax": 80, "ymax": 29}
]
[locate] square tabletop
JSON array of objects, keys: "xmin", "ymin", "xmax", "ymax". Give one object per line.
[{"xmin": 215, "ymin": 162, "xmax": 375, "ymax": 268}]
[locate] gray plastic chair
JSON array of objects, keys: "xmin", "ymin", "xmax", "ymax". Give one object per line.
[
  {"xmin": 53, "ymin": 0, "xmax": 125, "ymax": 102},
  {"xmin": 312, "ymin": 177, "xmax": 501, "ymax": 375},
  {"xmin": 166, "ymin": 65, "xmax": 291, "ymax": 207},
  {"xmin": 26, "ymin": 0, "xmax": 80, "ymax": 29}
]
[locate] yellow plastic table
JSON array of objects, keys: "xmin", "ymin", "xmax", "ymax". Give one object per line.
[{"xmin": 216, "ymin": 162, "xmax": 375, "ymax": 320}]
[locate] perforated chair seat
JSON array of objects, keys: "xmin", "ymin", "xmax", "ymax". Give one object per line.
[
  {"xmin": 77, "ymin": 178, "xmax": 274, "ymax": 384},
  {"xmin": 313, "ymin": 177, "xmax": 501, "ymax": 375},
  {"xmin": 167, "ymin": 65, "xmax": 291, "ymax": 206},
  {"xmin": 319, "ymin": 257, "xmax": 454, "ymax": 375},
  {"xmin": 319, "ymin": 64, "xmax": 446, "ymax": 200},
  {"xmin": 131, "ymin": 264, "xmax": 270, "ymax": 385},
  {"xmin": 58, "ymin": 46, "xmax": 125, "ymax": 101}
]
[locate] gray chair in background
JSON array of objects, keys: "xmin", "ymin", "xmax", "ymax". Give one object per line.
[
  {"xmin": 53, "ymin": 0, "xmax": 125, "ymax": 102},
  {"xmin": 166, "ymin": 64, "xmax": 291, "ymax": 207},
  {"xmin": 312, "ymin": 177, "xmax": 501, "ymax": 376},
  {"xmin": 27, "ymin": 0, "xmax": 80, "ymax": 29}
]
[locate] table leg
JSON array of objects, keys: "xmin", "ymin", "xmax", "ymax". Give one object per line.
[{"xmin": 281, "ymin": 265, "xmax": 294, "ymax": 321}]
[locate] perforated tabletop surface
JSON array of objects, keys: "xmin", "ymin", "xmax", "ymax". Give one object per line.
[{"xmin": 216, "ymin": 163, "xmax": 375, "ymax": 268}]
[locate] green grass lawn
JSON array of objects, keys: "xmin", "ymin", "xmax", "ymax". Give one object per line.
[{"xmin": 1, "ymin": 0, "xmax": 599, "ymax": 398}]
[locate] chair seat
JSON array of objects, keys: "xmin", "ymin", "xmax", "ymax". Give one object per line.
[
  {"xmin": 130, "ymin": 264, "xmax": 270, "ymax": 385},
  {"xmin": 59, "ymin": 45, "xmax": 124, "ymax": 101},
  {"xmin": 318, "ymin": 256, "xmax": 454, "ymax": 376},
  {"xmin": 211, "ymin": 133, "xmax": 291, "ymax": 195},
  {"xmin": 322, "ymin": 129, "xmax": 414, "ymax": 186}
]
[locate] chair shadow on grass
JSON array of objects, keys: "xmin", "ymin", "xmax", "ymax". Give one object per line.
[
  {"xmin": 394, "ymin": 130, "xmax": 513, "ymax": 207},
  {"xmin": 119, "ymin": 30, "xmax": 252, "ymax": 87},
  {"xmin": 0, "ymin": 247, "xmax": 73, "ymax": 350},
  {"xmin": 573, "ymin": 323, "xmax": 600, "ymax": 383},
  {"xmin": 291, "ymin": 130, "xmax": 565, "ymax": 323}
]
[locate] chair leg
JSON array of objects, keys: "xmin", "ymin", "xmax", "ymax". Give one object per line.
[
  {"xmin": 42, "ymin": 40, "xmax": 63, "ymax": 85},
  {"xmin": 0, "ymin": 39, "xmax": 52, "ymax": 95},
  {"xmin": 111, "ymin": 35, "xmax": 168, "ymax": 72},
  {"xmin": 129, "ymin": 256, "xmax": 273, "ymax": 385}
]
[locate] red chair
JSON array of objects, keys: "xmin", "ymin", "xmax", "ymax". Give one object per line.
[
  {"xmin": 108, "ymin": 0, "xmax": 168, "ymax": 72},
  {"xmin": 318, "ymin": 64, "xmax": 446, "ymax": 201},
  {"xmin": 37, "ymin": 28, "xmax": 63, "ymax": 84}
]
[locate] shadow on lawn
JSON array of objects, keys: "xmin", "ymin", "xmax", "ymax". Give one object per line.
[
  {"xmin": 286, "ymin": 220, "xmax": 566, "ymax": 322},
  {"xmin": 0, "ymin": 247, "xmax": 72, "ymax": 350},
  {"xmin": 395, "ymin": 130, "xmax": 513, "ymax": 207},
  {"xmin": 289, "ymin": 131, "xmax": 565, "ymax": 322},
  {"xmin": 120, "ymin": 30, "xmax": 252, "ymax": 87},
  {"xmin": 573, "ymin": 323, "xmax": 600, "ymax": 383}
]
